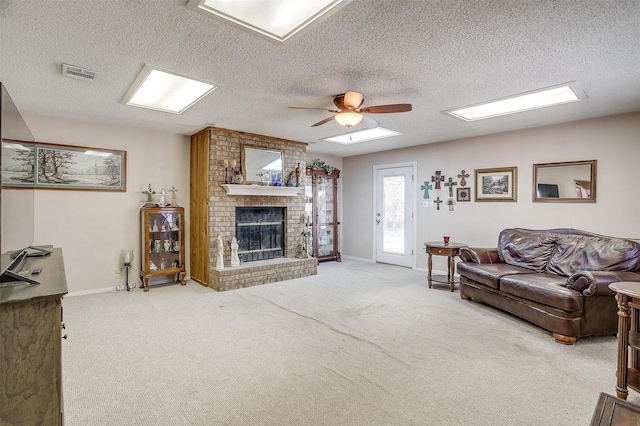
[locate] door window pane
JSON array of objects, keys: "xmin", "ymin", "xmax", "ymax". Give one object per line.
[{"xmin": 383, "ymin": 175, "xmax": 405, "ymax": 254}]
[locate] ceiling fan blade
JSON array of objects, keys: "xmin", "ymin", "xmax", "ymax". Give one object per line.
[
  {"xmin": 361, "ymin": 115, "xmax": 379, "ymax": 129},
  {"xmin": 289, "ymin": 107, "xmax": 340, "ymax": 112},
  {"xmin": 359, "ymin": 104, "xmax": 412, "ymax": 114},
  {"xmin": 311, "ymin": 116, "xmax": 336, "ymax": 127},
  {"xmin": 343, "ymin": 91, "xmax": 364, "ymax": 110}
]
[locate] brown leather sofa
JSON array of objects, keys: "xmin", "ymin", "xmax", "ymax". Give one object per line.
[{"xmin": 457, "ymin": 228, "xmax": 640, "ymax": 344}]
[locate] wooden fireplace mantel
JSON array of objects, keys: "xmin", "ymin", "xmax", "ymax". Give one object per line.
[{"xmin": 221, "ymin": 184, "xmax": 301, "ymax": 197}]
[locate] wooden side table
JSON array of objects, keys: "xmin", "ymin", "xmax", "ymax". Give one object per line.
[
  {"xmin": 423, "ymin": 242, "xmax": 467, "ymax": 292},
  {"xmin": 609, "ymin": 282, "xmax": 640, "ymax": 400}
]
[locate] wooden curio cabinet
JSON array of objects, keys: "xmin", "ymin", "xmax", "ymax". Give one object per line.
[
  {"xmin": 140, "ymin": 206, "xmax": 186, "ymax": 291},
  {"xmin": 305, "ymin": 166, "xmax": 341, "ymax": 262}
]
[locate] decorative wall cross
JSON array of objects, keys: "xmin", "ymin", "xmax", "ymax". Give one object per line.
[
  {"xmin": 431, "ymin": 171, "xmax": 445, "ymax": 189},
  {"xmin": 420, "ymin": 181, "xmax": 433, "ymax": 199},
  {"xmin": 444, "ymin": 177, "xmax": 458, "ymax": 197},
  {"xmin": 434, "ymin": 197, "xmax": 443, "ymax": 211},
  {"xmin": 457, "ymin": 170, "xmax": 469, "ymax": 187}
]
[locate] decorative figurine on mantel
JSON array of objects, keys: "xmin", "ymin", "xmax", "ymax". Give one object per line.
[
  {"xmin": 142, "ymin": 184, "xmax": 155, "ymax": 207},
  {"xmin": 216, "ymin": 235, "xmax": 225, "ymax": 269},
  {"xmin": 230, "ymin": 237, "xmax": 240, "ymax": 267},
  {"xmin": 223, "ymin": 159, "xmax": 230, "ymax": 184},
  {"xmin": 233, "ymin": 169, "xmax": 244, "ymax": 184},
  {"xmin": 158, "ymin": 187, "xmax": 167, "ymax": 206},
  {"xmin": 295, "ymin": 163, "xmax": 301, "ymax": 187},
  {"xmin": 168, "ymin": 185, "xmax": 179, "ymax": 207},
  {"xmin": 286, "ymin": 172, "xmax": 295, "ymax": 187}
]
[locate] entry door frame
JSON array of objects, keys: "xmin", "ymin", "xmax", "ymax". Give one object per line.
[{"xmin": 372, "ymin": 161, "xmax": 418, "ymax": 268}]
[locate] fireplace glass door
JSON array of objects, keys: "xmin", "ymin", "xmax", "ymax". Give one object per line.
[{"xmin": 235, "ymin": 207, "xmax": 285, "ymax": 262}]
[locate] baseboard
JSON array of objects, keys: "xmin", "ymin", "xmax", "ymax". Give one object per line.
[
  {"xmin": 66, "ymin": 287, "xmax": 116, "ymax": 297},
  {"xmin": 341, "ymin": 255, "xmax": 373, "ymax": 263},
  {"xmin": 66, "ymin": 275, "xmax": 192, "ymax": 297}
]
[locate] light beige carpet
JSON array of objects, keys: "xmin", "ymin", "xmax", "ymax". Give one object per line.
[{"xmin": 62, "ymin": 259, "xmax": 639, "ymax": 425}]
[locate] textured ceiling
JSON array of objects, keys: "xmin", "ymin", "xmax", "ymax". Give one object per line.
[{"xmin": 1, "ymin": 0, "xmax": 639, "ymax": 157}]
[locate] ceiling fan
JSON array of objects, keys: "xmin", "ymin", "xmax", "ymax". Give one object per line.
[{"xmin": 289, "ymin": 91, "xmax": 412, "ymax": 128}]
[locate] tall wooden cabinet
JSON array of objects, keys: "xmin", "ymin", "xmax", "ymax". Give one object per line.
[
  {"xmin": 305, "ymin": 166, "xmax": 341, "ymax": 262},
  {"xmin": 0, "ymin": 248, "xmax": 67, "ymax": 425},
  {"xmin": 140, "ymin": 206, "xmax": 186, "ymax": 291}
]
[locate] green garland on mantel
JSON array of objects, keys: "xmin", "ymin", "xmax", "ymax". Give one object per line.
[{"xmin": 308, "ymin": 158, "xmax": 335, "ymax": 174}]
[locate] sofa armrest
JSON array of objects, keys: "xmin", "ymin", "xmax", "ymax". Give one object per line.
[
  {"xmin": 565, "ymin": 271, "xmax": 640, "ymax": 297},
  {"xmin": 459, "ymin": 247, "xmax": 500, "ymax": 264}
]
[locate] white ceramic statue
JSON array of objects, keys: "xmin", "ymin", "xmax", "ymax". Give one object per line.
[
  {"xmin": 158, "ymin": 187, "xmax": 167, "ymax": 205},
  {"xmin": 216, "ymin": 235, "xmax": 224, "ymax": 269},
  {"xmin": 230, "ymin": 237, "xmax": 240, "ymax": 267}
]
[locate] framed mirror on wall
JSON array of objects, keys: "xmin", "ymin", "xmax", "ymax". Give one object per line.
[
  {"xmin": 241, "ymin": 145, "xmax": 283, "ymax": 185},
  {"xmin": 533, "ymin": 160, "xmax": 596, "ymax": 203}
]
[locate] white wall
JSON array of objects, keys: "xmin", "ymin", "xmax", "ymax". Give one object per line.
[
  {"xmin": 21, "ymin": 113, "xmax": 190, "ymax": 294},
  {"xmin": 10, "ymin": 111, "xmax": 638, "ymax": 291},
  {"xmin": 342, "ymin": 112, "xmax": 640, "ymax": 272}
]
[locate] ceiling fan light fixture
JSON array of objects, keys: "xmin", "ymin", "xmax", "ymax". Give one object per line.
[{"xmin": 335, "ymin": 112, "xmax": 362, "ymax": 127}]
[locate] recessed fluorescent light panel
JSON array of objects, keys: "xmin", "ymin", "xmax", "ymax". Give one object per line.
[
  {"xmin": 122, "ymin": 65, "xmax": 218, "ymax": 114},
  {"xmin": 321, "ymin": 127, "xmax": 401, "ymax": 145},
  {"xmin": 443, "ymin": 83, "xmax": 583, "ymax": 122},
  {"xmin": 187, "ymin": 0, "xmax": 351, "ymax": 43}
]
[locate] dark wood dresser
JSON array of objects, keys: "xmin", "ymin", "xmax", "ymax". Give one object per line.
[{"xmin": 0, "ymin": 248, "xmax": 68, "ymax": 425}]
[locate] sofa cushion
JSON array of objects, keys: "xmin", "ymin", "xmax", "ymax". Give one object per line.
[
  {"xmin": 457, "ymin": 262, "xmax": 533, "ymax": 290},
  {"xmin": 500, "ymin": 273, "xmax": 583, "ymax": 312},
  {"xmin": 498, "ymin": 229, "xmax": 556, "ymax": 272},
  {"xmin": 546, "ymin": 234, "xmax": 640, "ymax": 277}
]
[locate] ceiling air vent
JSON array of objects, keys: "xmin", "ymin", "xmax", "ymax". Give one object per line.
[{"xmin": 62, "ymin": 63, "xmax": 97, "ymax": 82}]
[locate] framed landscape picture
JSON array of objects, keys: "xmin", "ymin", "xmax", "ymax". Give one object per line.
[
  {"xmin": 2, "ymin": 140, "xmax": 126, "ymax": 191},
  {"xmin": 475, "ymin": 167, "xmax": 517, "ymax": 202}
]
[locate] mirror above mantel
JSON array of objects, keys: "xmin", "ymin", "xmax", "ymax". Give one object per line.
[
  {"xmin": 241, "ymin": 145, "xmax": 283, "ymax": 185},
  {"xmin": 533, "ymin": 160, "xmax": 597, "ymax": 203}
]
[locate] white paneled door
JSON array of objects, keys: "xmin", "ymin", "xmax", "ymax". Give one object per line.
[{"xmin": 374, "ymin": 163, "xmax": 415, "ymax": 267}]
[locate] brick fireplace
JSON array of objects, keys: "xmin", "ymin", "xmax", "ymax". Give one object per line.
[{"xmin": 190, "ymin": 127, "xmax": 318, "ymax": 291}]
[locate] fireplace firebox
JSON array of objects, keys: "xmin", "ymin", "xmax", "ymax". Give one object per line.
[{"xmin": 235, "ymin": 207, "xmax": 285, "ymax": 262}]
